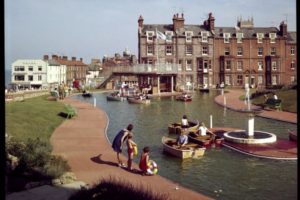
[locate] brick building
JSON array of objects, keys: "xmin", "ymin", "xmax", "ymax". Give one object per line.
[
  {"xmin": 43, "ymin": 55, "xmax": 88, "ymax": 86},
  {"xmin": 138, "ymin": 13, "xmax": 297, "ymax": 89}
]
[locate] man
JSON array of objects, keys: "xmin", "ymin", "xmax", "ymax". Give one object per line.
[
  {"xmin": 198, "ymin": 122, "xmax": 213, "ymax": 136},
  {"xmin": 112, "ymin": 124, "xmax": 133, "ymax": 167},
  {"xmin": 177, "ymin": 131, "xmax": 188, "ymax": 148}
]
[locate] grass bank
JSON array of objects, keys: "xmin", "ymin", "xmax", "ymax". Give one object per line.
[{"xmin": 5, "ymin": 95, "xmax": 66, "ymax": 141}]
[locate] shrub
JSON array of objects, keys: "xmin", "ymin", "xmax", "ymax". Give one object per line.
[
  {"xmin": 43, "ymin": 155, "xmax": 71, "ymax": 178},
  {"xmin": 70, "ymin": 177, "xmax": 170, "ymax": 200}
]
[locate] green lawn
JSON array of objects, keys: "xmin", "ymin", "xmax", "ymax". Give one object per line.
[
  {"xmin": 251, "ymin": 89, "xmax": 297, "ymax": 113},
  {"xmin": 5, "ymin": 95, "xmax": 67, "ymax": 142}
]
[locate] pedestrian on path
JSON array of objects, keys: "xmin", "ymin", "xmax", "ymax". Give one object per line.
[
  {"xmin": 126, "ymin": 133, "xmax": 137, "ymax": 171},
  {"xmin": 112, "ymin": 124, "xmax": 133, "ymax": 167}
]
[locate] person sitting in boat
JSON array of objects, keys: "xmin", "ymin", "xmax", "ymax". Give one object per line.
[
  {"xmin": 181, "ymin": 115, "xmax": 189, "ymax": 131},
  {"xmin": 177, "ymin": 131, "xmax": 188, "ymax": 148},
  {"xmin": 198, "ymin": 122, "xmax": 214, "ymax": 136}
]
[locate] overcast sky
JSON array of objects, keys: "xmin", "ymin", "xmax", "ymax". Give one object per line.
[{"xmin": 5, "ymin": 0, "xmax": 296, "ymax": 70}]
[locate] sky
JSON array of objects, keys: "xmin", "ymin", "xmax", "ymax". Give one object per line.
[{"xmin": 5, "ymin": 0, "xmax": 296, "ymax": 71}]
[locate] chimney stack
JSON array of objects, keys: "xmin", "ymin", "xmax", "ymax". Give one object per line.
[
  {"xmin": 52, "ymin": 55, "xmax": 58, "ymax": 60},
  {"xmin": 80, "ymin": 58, "xmax": 83, "ymax": 62},
  {"xmin": 62, "ymin": 56, "xmax": 68, "ymax": 60},
  {"xmin": 72, "ymin": 57, "xmax": 76, "ymax": 61},
  {"xmin": 43, "ymin": 55, "xmax": 49, "ymax": 60},
  {"xmin": 279, "ymin": 21, "xmax": 287, "ymax": 37},
  {"xmin": 138, "ymin": 15, "xmax": 144, "ymax": 27},
  {"xmin": 207, "ymin": 12, "xmax": 215, "ymax": 31},
  {"xmin": 173, "ymin": 13, "xmax": 185, "ymax": 31}
]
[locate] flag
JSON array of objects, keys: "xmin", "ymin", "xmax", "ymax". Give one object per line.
[{"xmin": 156, "ymin": 30, "xmax": 167, "ymax": 40}]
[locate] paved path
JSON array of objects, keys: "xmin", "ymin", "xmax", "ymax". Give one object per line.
[
  {"xmin": 214, "ymin": 89, "xmax": 297, "ymax": 124},
  {"xmin": 50, "ymin": 97, "xmax": 213, "ymax": 200}
]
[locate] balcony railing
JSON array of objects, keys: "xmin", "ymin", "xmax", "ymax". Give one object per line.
[{"xmin": 112, "ymin": 63, "xmax": 179, "ymax": 74}]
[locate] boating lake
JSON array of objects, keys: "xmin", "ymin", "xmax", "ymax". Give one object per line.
[{"xmin": 73, "ymin": 91, "xmax": 297, "ymax": 200}]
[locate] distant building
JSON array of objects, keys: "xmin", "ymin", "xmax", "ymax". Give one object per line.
[
  {"xmin": 44, "ymin": 55, "xmax": 88, "ymax": 86},
  {"xmin": 138, "ymin": 13, "xmax": 297, "ymax": 89},
  {"xmin": 102, "ymin": 49, "xmax": 137, "ymax": 68},
  {"xmin": 10, "ymin": 59, "xmax": 66, "ymax": 90}
]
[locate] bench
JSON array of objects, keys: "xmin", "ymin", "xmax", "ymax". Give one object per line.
[
  {"xmin": 65, "ymin": 104, "xmax": 77, "ymax": 119},
  {"xmin": 263, "ymin": 98, "xmax": 282, "ymax": 111}
]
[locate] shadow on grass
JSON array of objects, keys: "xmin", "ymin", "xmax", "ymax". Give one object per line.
[{"xmin": 57, "ymin": 112, "xmax": 68, "ymax": 118}]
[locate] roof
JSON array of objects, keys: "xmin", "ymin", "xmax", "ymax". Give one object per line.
[
  {"xmin": 287, "ymin": 32, "xmax": 296, "ymax": 44},
  {"xmin": 141, "ymin": 24, "xmax": 286, "ymax": 39},
  {"xmin": 56, "ymin": 59, "xmax": 88, "ymax": 67},
  {"xmin": 47, "ymin": 59, "xmax": 61, "ymax": 66}
]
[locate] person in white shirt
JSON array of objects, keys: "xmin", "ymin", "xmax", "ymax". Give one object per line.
[
  {"xmin": 181, "ymin": 115, "xmax": 188, "ymax": 129},
  {"xmin": 273, "ymin": 93, "xmax": 278, "ymax": 100},
  {"xmin": 198, "ymin": 122, "xmax": 213, "ymax": 136}
]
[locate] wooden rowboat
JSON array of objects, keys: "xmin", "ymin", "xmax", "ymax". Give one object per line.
[
  {"xmin": 176, "ymin": 95, "xmax": 192, "ymax": 102},
  {"xmin": 162, "ymin": 136, "xmax": 206, "ymax": 159},
  {"xmin": 187, "ymin": 132, "xmax": 214, "ymax": 147},
  {"xmin": 106, "ymin": 94, "xmax": 126, "ymax": 101},
  {"xmin": 168, "ymin": 120, "xmax": 199, "ymax": 134},
  {"xmin": 288, "ymin": 130, "xmax": 297, "ymax": 141},
  {"xmin": 199, "ymin": 88, "xmax": 209, "ymax": 93},
  {"xmin": 127, "ymin": 97, "xmax": 151, "ymax": 104}
]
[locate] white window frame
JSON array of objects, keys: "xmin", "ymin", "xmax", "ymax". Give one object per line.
[
  {"xmin": 291, "ymin": 46, "xmax": 295, "ymax": 55},
  {"xmin": 146, "ymin": 31, "xmax": 155, "ymax": 42},
  {"xmin": 185, "ymin": 31, "xmax": 193, "ymax": 42},
  {"xmin": 178, "ymin": 60, "xmax": 182, "ymax": 71},
  {"xmin": 271, "ymin": 47, "xmax": 276, "ymax": 56},
  {"xmin": 224, "ymin": 47, "xmax": 230, "ymax": 55},
  {"xmin": 269, "ymin": 33, "xmax": 276, "ymax": 43},
  {"xmin": 223, "ymin": 33, "xmax": 231, "ymax": 43},
  {"xmin": 28, "ymin": 66, "xmax": 33, "ymax": 71},
  {"xmin": 257, "ymin": 33, "xmax": 264, "ymax": 43},
  {"xmin": 237, "ymin": 75, "xmax": 243, "ymax": 85},
  {"xmin": 147, "ymin": 45, "xmax": 154, "ymax": 55},
  {"xmin": 201, "ymin": 31, "xmax": 209, "ymax": 43},
  {"xmin": 237, "ymin": 47, "xmax": 243, "ymax": 56},
  {"xmin": 202, "ymin": 46, "xmax": 208, "ymax": 55},
  {"xmin": 225, "ymin": 60, "xmax": 231, "ymax": 71},
  {"xmin": 165, "ymin": 31, "xmax": 173, "ymax": 43},
  {"xmin": 166, "ymin": 45, "xmax": 172, "ymax": 55},
  {"xmin": 225, "ymin": 75, "xmax": 231, "ymax": 85},
  {"xmin": 38, "ymin": 66, "xmax": 42, "ymax": 71},
  {"xmin": 272, "ymin": 75, "xmax": 277, "ymax": 85},
  {"xmin": 291, "ymin": 76, "xmax": 295, "ymax": 83},
  {"xmin": 291, "ymin": 61, "xmax": 295, "ymax": 70},
  {"xmin": 258, "ymin": 47, "xmax": 263, "ymax": 56},
  {"xmin": 186, "ymin": 45, "xmax": 193, "ymax": 55},
  {"xmin": 38, "ymin": 75, "xmax": 42, "ymax": 81},
  {"xmin": 257, "ymin": 61, "xmax": 263, "ymax": 71},
  {"xmin": 186, "ymin": 60, "xmax": 192, "ymax": 71},
  {"xmin": 166, "ymin": 60, "xmax": 172, "ymax": 71},
  {"xmin": 237, "ymin": 61, "xmax": 243, "ymax": 71},
  {"xmin": 271, "ymin": 61, "xmax": 277, "ymax": 71},
  {"xmin": 236, "ymin": 32, "xmax": 243, "ymax": 43}
]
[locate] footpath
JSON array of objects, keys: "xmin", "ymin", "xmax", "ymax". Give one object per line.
[
  {"xmin": 7, "ymin": 97, "xmax": 212, "ymax": 200},
  {"xmin": 214, "ymin": 89, "xmax": 297, "ymax": 124}
]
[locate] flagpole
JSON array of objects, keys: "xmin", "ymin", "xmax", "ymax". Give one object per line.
[{"xmin": 156, "ymin": 28, "xmax": 159, "ymax": 66}]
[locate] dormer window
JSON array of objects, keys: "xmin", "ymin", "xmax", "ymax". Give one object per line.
[
  {"xmin": 185, "ymin": 31, "xmax": 193, "ymax": 42},
  {"xmin": 223, "ymin": 33, "xmax": 231, "ymax": 43},
  {"xmin": 269, "ymin": 33, "xmax": 276, "ymax": 43},
  {"xmin": 146, "ymin": 31, "xmax": 155, "ymax": 42},
  {"xmin": 236, "ymin": 32, "xmax": 243, "ymax": 43},
  {"xmin": 165, "ymin": 31, "xmax": 173, "ymax": 42},
  {"xmin": 201, "ymin": 31, "xmax": 209, "ymax": 42},
  {"xmin": 257, "ymin": 33, "xmax": 264, "ymax": 43}
]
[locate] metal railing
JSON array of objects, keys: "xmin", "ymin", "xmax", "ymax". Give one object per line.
[{"xmin": 112, "ymin": 63, "xmax": 180, "ymax": 74}]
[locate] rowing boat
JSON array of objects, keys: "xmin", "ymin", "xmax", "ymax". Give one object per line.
[
  {"xmin": 162, "ymin": 136, "xmax": 206, "ymax": 159},
  {"xmin": 106, "ymin": 94, "xmax": 126, "ymax": 101},
  {"xmin": 175, "ymin": 95, "xmax": 192, "ymax": 102},
  {"xmin": 288, "ymin": 130, "xmax": 297, "ymax": 141},
  {"xmin": 168, "ymin": 120, "xmax": 199, "ymax": 134},
  {"xmin": 187, "ymin": 132, "xmax": 214, "ymax": 147},
  {"xmin": 127, "ymin": 97, "xmax": 151, "ymax": 104}
]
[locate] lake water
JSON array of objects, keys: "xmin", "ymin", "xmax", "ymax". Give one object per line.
[{"xmin": 73, "ymin": 91, "xmax": 297, "ymax": 200}]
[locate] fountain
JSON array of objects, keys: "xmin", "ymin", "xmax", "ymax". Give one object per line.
[{"xmin": 223, "ymin": 84, "xmax": 277, "ymax": 144}]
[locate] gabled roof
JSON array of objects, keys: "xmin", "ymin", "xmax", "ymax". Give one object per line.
[
  {"xmin": 287, "ymin": 32, "xmax": 296, "ymax": 44},
  {"xmin": 141, "ymin": 24, "xmax": 209, "ymax": 36}
]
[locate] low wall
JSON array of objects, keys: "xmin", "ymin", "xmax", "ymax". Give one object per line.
[{"xmin": 5, "ymin": 90, "xmax": 49, "ymax": 102}]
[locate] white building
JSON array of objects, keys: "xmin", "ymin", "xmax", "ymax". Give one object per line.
[{"xmin": 11, "ymin": 59, "xmax": 66, "ymax": 90}]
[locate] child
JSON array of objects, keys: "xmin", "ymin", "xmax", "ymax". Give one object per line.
[
  {"xmin": 139, "ymin": 146, "xmax": 154, "ymax": 176},
  {"xmin": 126, "ymin": 133, "xmax": 137, "ymax": 171}
]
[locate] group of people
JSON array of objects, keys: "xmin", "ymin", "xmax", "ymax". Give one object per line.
[
  {"xmin": 111, "ymin": 124, "xmax": 155, "ymax": 175},
  {"xmin": 177, "ymin": 115, "xmax": 214, "ymax": 148}
]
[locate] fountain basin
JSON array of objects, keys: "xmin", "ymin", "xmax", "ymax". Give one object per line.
[{"xmin": 224, "ymin": 130, "xmax": 277, "ymax": 144}]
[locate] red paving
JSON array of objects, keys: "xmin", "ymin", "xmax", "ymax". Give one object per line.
[{"xmin": 51, "ymin": 97, "xmax": 212, "ymax": 200}]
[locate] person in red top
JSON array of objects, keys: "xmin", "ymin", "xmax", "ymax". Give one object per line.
[
  {"xmin": 126, "ymin": 133, "xmax": 137, "ymax": 171},
  {"xmin": 139, "ymin": 146, "xmax": 153, "ymax": 176}
]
